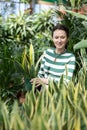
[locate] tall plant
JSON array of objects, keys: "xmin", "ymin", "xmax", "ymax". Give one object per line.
[{"xmin": 0, "ymin": 76, "xmax": 87, "ymax": 130}]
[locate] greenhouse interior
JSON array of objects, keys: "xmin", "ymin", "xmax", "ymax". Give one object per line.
[{"xmin": 0, "ymin": 0, "xmax": 87, "ymax": 130}]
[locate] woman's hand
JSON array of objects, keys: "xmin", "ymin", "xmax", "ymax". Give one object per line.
[{"xmin": 30, "ymin": 78, "xmax": 48, "ymax": 87}]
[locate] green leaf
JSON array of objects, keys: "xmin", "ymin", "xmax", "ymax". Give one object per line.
[
  {"xmin": 66, "ymin": 10, "xmax": 87, "ymax": 20},
  {"xmin": 29, "ymin": 43, "xmax": 34, "ymax": 66},
  {"xmin": 36, "ymin": 92, "xmax": 45, "ymax": 115},
  {"xmin": 74, "ymin": 40, "xmax": 87, "ymax": 51},
  {"xmin": 23, "ymin": 92, "xmax": 34, "ymax": 119},
  {"xmin": 1, "ymin": 103, "xmax": 10, "ymax": 130},
  {"xmin": 10, "ymin": 101, "xmax": 25, "ymax": 130}
]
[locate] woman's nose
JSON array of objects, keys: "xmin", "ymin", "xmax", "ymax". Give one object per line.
[{"xmin": 58, "ymin": 38, "xmax": 61, "ymax": 42}]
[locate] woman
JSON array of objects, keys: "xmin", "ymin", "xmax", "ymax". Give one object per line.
[{"xmin": 30, "ymin": 24, "xmax": 76, "ymax": 88}]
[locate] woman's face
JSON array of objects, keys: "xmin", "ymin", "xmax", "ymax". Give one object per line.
[{"xmin": 52, "ymin": 29, "xmax": 68, "ymax": 51}]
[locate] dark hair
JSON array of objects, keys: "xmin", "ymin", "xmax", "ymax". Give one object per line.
[{"xmin": 52, "ymin": 24, "xmax": 69, "ymax": 38}]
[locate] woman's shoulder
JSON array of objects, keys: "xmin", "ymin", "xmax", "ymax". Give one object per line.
[
  {"xmin": 65, "ymin": 51, "xmax": 75, "ymax": 61},
  {"xmin": 45, "ymin": 47, "xmax": 55, "ymax": 53},
  {"xmin": 65, "ymin": 50, "xmax": 75, "ymax": 57}
]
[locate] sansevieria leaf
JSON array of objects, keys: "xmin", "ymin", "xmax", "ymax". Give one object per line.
[
  {"xmin": 1, "ymin": 103, "xmax": 10, "ymax": 130},
  {"xmin": 29, "ymin": 43, "xmax": 34, "ymax": 66},
  {"xmin": 74, "ymin": 113, "xmax": 81, "ymax": 130},
  {"xmin": 36, "ymin": 91, "xmax": 44, "ymax": 115},
  {"xmin": 69, "ymin": 0, "xmax": 75, "ymax": 8},
  {"xmin": 22, "ymin": 46, "xmax": 28, "ymax": 69},
  {"xmin": 23, "ymin": 93, "xmax": 34, "ymax": 119},
  {"xmin": 10, "ymin": 101, "xmax": 25, "ymax": 130}
]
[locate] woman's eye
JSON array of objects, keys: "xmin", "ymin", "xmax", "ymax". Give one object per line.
[
  {"xmin": 55, "ymin": 36, "xmax": 59, "ymax": 39},
  {"xmin": 60, "ymin": 36, "xmax": 65, "ymax": 39}
]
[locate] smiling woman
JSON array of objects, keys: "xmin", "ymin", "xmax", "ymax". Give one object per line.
[{"xmin": 30, "ymin": 24, "xmax": 76, "ymax": 89}]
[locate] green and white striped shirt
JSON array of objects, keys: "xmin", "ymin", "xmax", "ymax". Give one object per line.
[{"xmin": 38, "ymin": 48, "xmax": 75, "ymax": 83}]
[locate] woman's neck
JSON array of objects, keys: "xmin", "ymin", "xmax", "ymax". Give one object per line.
[{"xmin": 55, "ymin": 48, "xmax": 66, "ymax": 54}]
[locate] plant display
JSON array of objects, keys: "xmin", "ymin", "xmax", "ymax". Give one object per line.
[
  {"xmin": 0, "ymin": 9, "xmax": 55, "ymax": 106},
  {"xmin": 0, "ymin": 4, "xmax": 87, "ymax": 130},
  {"xmin": 0, "ymin": 43, "xmax": 43, "ymax": 106}
]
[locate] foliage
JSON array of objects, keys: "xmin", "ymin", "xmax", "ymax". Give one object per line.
[
  {"xmin": 73, "ymin": 40, "xmax": 87, "ymax": 86},
  {"xmin": 63, "ymin": 10, "xmax": 87, "ymax": 81},
  {"xmin": 0, "ymin": 10, "xmax": 54, "ymax": 75},
  {"xmin": 20, "ymin": 0, "xmax": 33, "ymax": 4},
  {"xmin": 0, "ymin": 42, "xmax": 44, "ymax": 107},
  {"xmin": 0, "ymin": 74, "xmax": 87, "ymax": 130},
  {"xmin": 0, "ymin": 5, "xmax": 87, "ymax": 123},
  {"xmin": 0, "ymin": 9, "xmax": 55, "ymax": 106},
  {"xmin": 0, "ymin": 5, "xmax": 87, "ymax": 130},
  {"xmin": 21, "ymin": 43, "xmax": 44, "ymax": 79},
  {"xmin": 69, "ymin": 0, "xmax": 81, "ymax": 9},
  {"xmin": 3, "ymin": 9, "xmax": 54, "ymax": 59}
]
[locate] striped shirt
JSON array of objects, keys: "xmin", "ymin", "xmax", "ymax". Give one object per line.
[{"xmin": 38, "ymin": 48, "xmax": 75, "ymax": 84}]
